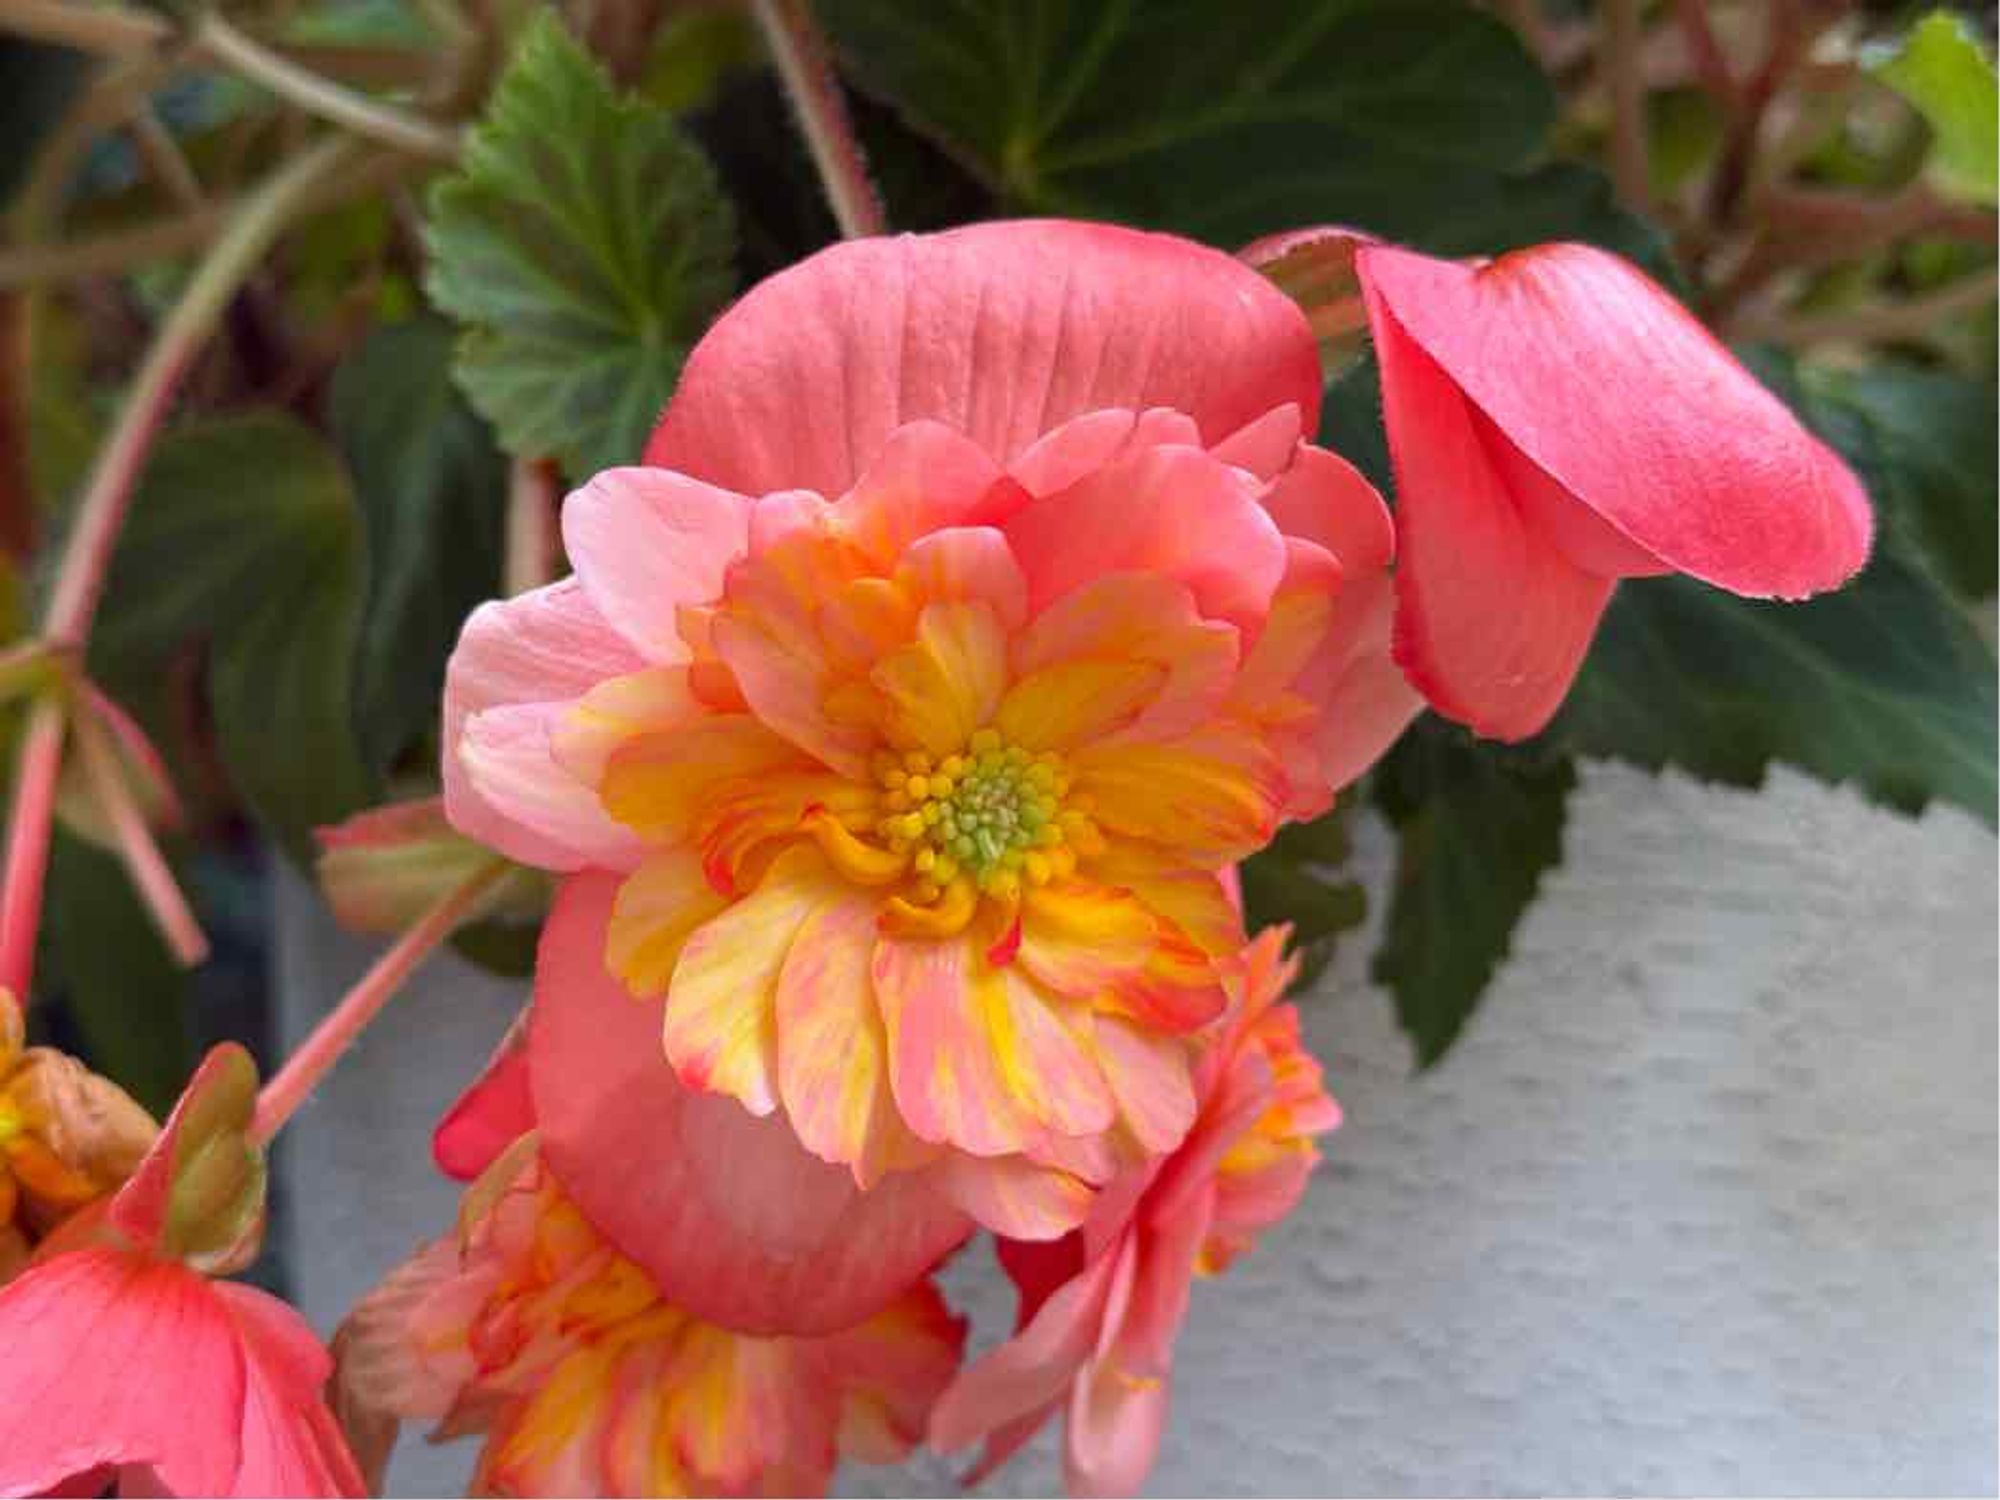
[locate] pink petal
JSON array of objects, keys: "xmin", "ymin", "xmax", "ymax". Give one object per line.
[
  {"xmin": 442, "ymin": 580, "xmax": 646, "ymax": 870},
  {"xmin": 894, "ymin": 527, "xmax": 1029, "ymax": 630},
  {"xmin": 216, "ymin": 1283, "xmax": 366, "ymax": 1498},
  {"xmin": 939, "ymin": 1154, "xmax": 1096, "ymax": 1241},
  {"xmin": 459, "ymin": 702, "xmax": 646, "ymax": 873},
  {"xmin": 646, "ymin": 221, "xmax": 1321, "ymax": 497},
  {"xmin": 560, "ymin": 467, "xmax": 752, "ymax": 661},
  {"xmin": 928, "ymin": 1244, "xmax": 1121, "ymax": 1453},
  {"xmin": 1208, "ymin": 404, "xmax": 1304, "ymax": 481},
  {"xmin": 0, "ymin": 1250, "xmax": 245, "ymax": 1498},
  {"xmin": 1008, "ymin": 407, "xmax": 1202, "ymax": 497},
  {"xmin": 1063, "ymin": 1354, "xmax": 1170, "ymax": 1500},
  {"xmin": 530, "ymin": 874, "xmax": 971, "ymax": 1336},
  {"xmin": 1356, "ymin": 241, "xmax": 1872, "ymax": 598},
  {"xmin": 834, "ymin": 419, "xmax": 1014, "ymax": 562},
  {"xmin": 1368, "ymin": 294, "xmax": 1617, "ymax": 740},
  {"xmin": 432, "ymin": 1015, "xmax": 533, "ymax": 1181},
  {"xmin": 1004, "ymin": 442, "xmax": 1287, "ymax": 639}
]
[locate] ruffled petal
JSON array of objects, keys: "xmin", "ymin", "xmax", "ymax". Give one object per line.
[
  {"xmin": 460, "ymin": 703, "xmax": 646, "ymax": 873},
  {"xmin": 834, "ymin": 419, "xmax": 1015, "ymax": 563},
  {"xmin": 1367, "ymin": 295, "xmax": 1616, "ymax": 740},
  {"xmin": 1356, "ymin": 241, "xmax": 1871, "ymax": 597},
  {"xmin": 442, "ymin": 581, "xmax": 646, "ymax": 870},
  {"xmin": 561, "ymin": 468, "xmax": 753, "ymax": 661},
  {"xmin": 647, "ymin": 221, "xmax": 1321, "ymax": 497},
  {"xmin": 530, "ymin": 874, "xmax": 972, "ymax": 1336},
  {"xmin": 938, "ymin": 1154, "xmax": 1096, "ymax": 1241},
  {"xmin": 871, "ymin": 601, "xmax": 1009, "ymax": 759}
]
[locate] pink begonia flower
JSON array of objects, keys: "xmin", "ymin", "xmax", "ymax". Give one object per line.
[
  {"xmin": 928, "ymin": 928, "xmax": 1339, "ymax": 1497},
  {"xmin": 1329, "ymin": 233, "xmax": 1870, "ymax": 740},
  {"xmin": 342, "ymin": 1144, "xmax": 965, "ymax": 1498},
  {"xmin": 440, "ymin": 220, "xmax": 1418, "ymax": 1263},
  {"xmin": 0, "ymin": 1048, "xmax": 363, "ymax": 1498}
]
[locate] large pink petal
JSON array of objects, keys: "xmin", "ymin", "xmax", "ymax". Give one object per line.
[
  {"xmin": 1357, "ymin": 242, "xmax": 1872, "ymax": 597},
  {"xmin": 1368, "ymin": 293, "xmax": 1616, "ymax": 740},
  {"xmin": 0, "ymin": 1250, "xmax": 245, "ymax": 1498},
  {"xmin": 459, "ymin": 702, "xmax": 646, "ymax": 873},
  {"xmin": 442, "ymin": 580, "xmax": 645, "ymax": 870},
  {"xmin": 646, "ymin": 221, "xmax": 1321, "ymax": 497},
  {"xmin": 217, "ymin": 1283, "xmax": 366, "ymax": 1498},
  {"xmin": 561, "ymin": 467, "xmax": 753, "ymax": 661},
  {"xmin": 529, "ymin": 874, "xmax": 971, "ymax": 1337}
]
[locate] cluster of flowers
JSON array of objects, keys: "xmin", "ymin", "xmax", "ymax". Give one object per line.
[{"xmin": 0, "ymin": 219, "xmax": 1867, "ymax": 1497}]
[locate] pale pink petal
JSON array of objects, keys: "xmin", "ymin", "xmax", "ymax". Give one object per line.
[
  {"xmin": 530, "ymin": 874, "xmax": 972, "ymax": 1335},
  {"xmin": 1093, "ymin": 1018, "xmax": 1198, "ymax": 1157},
  {"xmin": 560, "ymin": 467, "xmax": 752, "ymax": 660},
  {"xmin": 711, "ymin": 613, "xmax": 875, "ymax": 778},
  {"xmin": 940, "ymin": 1154, "xmax": 1096, "ymax": 1241},
  {"xmin": 647, "ymin": 221, "xmax": 1321, "ymax": 497},
  {"xmin": 442, "ymin": 581, "xmax": 645, "ymax": 870},
  {"xmin": 928, "ymin": 1247, "xmax": 1121, "ymax": 1453},
  {"xmin": 459, "ymin": 702, "xmax": 645, "ymax": 873},
  {"xmin": 1004, "ymin": 443, "xmax": 1287, "ymax": 638}
]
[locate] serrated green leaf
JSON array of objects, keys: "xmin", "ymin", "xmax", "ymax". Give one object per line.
[
  {"xmin": 821, "ymin": 0, "xmax": 1561, "ymax": 248},
  {"xmin": 331, "ymin": 316, "xmax": 508, "ymax": 771},
  {"xmin": 90, "ymin": 416, "xmax": 375, "ymax": 860},
  {"xmin": 1372, "ymin": 724, "xmax": 1574, "ymax": 1067},
  {"xmin": 1867, "ymin": 10, "xmax": 1998, "ymax": 205},
  {"xmin": 423, "ymin": 12, "xmax": 737, "ymax": 474}
]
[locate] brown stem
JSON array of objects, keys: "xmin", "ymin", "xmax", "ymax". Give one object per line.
[
  {"xmin": 1732, "ymin": 270, "xmax": 2000, "ymax": 346},
  {"xmin": 1602, "ymin": 0, "xmax": 1651, "ymax": 213}
]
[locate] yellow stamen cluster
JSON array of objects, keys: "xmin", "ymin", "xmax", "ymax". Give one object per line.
[{"xmin": 866, "ymin": 729, "xmax": 1096, "ymax": 904}]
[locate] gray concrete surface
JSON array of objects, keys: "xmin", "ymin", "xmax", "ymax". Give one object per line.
[{"xmin": 277, "ymin": 761, "xmax": 1998, "ymax": 1497}]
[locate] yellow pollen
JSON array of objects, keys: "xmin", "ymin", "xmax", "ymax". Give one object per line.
[{"xmin": 867, "ymin": 731, "xmax": 1093, "ymax": 901}]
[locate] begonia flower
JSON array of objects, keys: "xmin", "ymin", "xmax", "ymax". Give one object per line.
[
  {"xmin": 440, "ymin": 220, "xmax": 1417, "ymax": 1252},
  {"xmin": 0, "ymin": 1046, "xmax": 363, "ymax": 1497},
  {"xmin": 1316, "ymin": 232, "xmax": 1870, "ymax": 739},
  {"xmin": 342, "ymin": 1142, "xmax": 965, "ymax": 1498},
  {"xmin": 928, "ymin": 928, "xmax": 1338, "ymax": 1497}
]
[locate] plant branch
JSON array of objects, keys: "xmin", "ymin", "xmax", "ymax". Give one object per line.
[
  {"xmin": 128, "ymin": 105, "xmax": 207, "ymax": 211},
  {"xmin": 249, "ymin": 860, "xmax": 508, "ymax": 1144},
  {"xmin": 1601, "ymin": 0, "xmax": 1651, "ymax": 213},
  {"xmin": 1671, "ymin": 0, "xmax": 1735, "ymax": 105},
  {"xmin": 0, "ymin": 0, "xmax": 169, "ymax": 54},
  {"xmin": 750, "ymin": 0, "xmax": 883, "ymax": 238},
  {"xmin": 504, "ymin": 457, "xmax": 561, "ymax": 596},
  {"xmin": 70, "ymin": 702, "xmax": 208, "ymax": 967},
  {"xmin": 1732, "ymin": 271, "xmax": 2000, "ymax": 347},
  {"xmin": 44, "ymin": 134, "xmax": 363, "ymax": 644},
  {"xmin": 193, "ymin": 12, "xmax": 462, "ymax": 162},
  {"xmin": 0, "ymin": 147, "xmax": 422, "ymax": 289},
  {"xmin": 0, "ymin": 702, "xmax": 66, "ymax": 1000}
]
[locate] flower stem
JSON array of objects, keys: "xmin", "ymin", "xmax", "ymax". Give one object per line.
[
  {"xmin": 193, "ymin": 12, "xmax": 462, "ymax": 163},
  {"xmin": 0, "ymin": 0, "xmax": 170, "ymax": 55},
  {"xmin": 1601, "ymin": 0, "xmax": 1651, "ymax": 214},
  {"xmin": 750, "ymin": 0, "xmax": 883, "ymax": 239},
  {"xmin": 503, "ymin": 457, "xmax": 561, "ymax": 596},
  {"xmin": 43, "ymin": 134, "xmax": 360, "ymax": 646},
  {"xmin": 250, "ymin": 860, "xmax": 509, "ymax": 1145},
  {"xmin": 0, "ymin": 702, "xmax": 66, "ymax": 999},
  {"xmin": 70, "ymin": 702, "xmax": 209, "ymax": 968}
]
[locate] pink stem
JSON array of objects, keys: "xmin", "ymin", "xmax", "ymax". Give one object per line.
[
  {"xmin": 0, "ymin": 701, "xmax": 66, "ymax": 998},
  {"xmin": 750, "ymin": 0, "xmax": 884, "ymax": 239},
  {"xmin": 250, "ymin": 859, "xmax": 506, "ymax": 1144},
  {"xmin": 70, "ymin": 703, "xmax": 209, "ymax": 967}
]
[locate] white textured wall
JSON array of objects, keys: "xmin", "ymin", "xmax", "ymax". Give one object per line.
[{"xmin": 277, "ymin": 763, "xmax": 1997, "ymax": 1497}]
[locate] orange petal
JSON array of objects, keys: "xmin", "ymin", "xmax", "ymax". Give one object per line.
[{"xmin": 606, "ymin": 848, "xmax": 730, "ymax": 999}]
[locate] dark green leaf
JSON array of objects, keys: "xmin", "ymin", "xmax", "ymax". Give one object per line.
[
  {"xmin": 43, "ymin": 831, "xmax": 193, "ymax": 1115},
  {"xmin": 1240, "ymin": 812, "xmax": 1367, "ymax": 988},
  {"xmin": 0, "ymin": 40, "xmax": 92, "ymax": 207},
  {"xmin": 423, "ymin": 12, "xmax": 737, "ymax": 474},
  {"xmin": 1319, "ymin": 353, "xmax": 1389, "ymax": 493},
  {"xmin": 331, "ymin": 316, "xmax": 508, "ymax": 771},
  {"xmin": 91, "ymin": 416, "xmax": 375, "ymax": 860},
  {"xmin": 1372, "ymin": 724, "xmax": 1574, "ymax": 1066},
  {"xmin": 821, "ymin": 0, "xmax": 1556, "ymax": 247},
  {"xmin": 1815, "ymin": 362, "xmax": 1997, "ymax": 600}
]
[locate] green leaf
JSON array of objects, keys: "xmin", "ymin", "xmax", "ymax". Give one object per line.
[
  {"xmin": 1240, "ymin": 813, "xmax": 1367, "ymax": 988},
  {"xmin": 1867, "ymin": 10, "xmax": 1998, "ymax": 205},
  {"xmin": 331, "ymin": 316, "xmax": 508, "ymax": 771},
  {"xmin": 1371, "ymin": 725, "xmax": 1574, "ymax": 1067},
  {"xmin": 423, "ymin": 12, "xmax": 737, "ymax": 475},
  {"xmin": 1813, "ymin": 362, "xmax": 1997, "ymax": 601},
  {"xmin": 43, "ymin": 831, "xmax": 194, "ymax": 1116},
  {"xmin": 821, "ymin": 0, "xmax": 1557, "ymax": 247},
  {"xmin": 90, "ymin": 416, "xmax": 375, "ymax": 860},
  {"xmin": 0, "ymin": 39, "xmax": 91, "ymax": 208}
]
